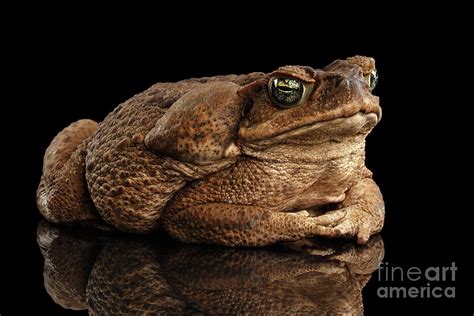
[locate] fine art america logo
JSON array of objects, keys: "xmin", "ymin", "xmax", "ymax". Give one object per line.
[{"xmin": 376, "ymin": 262, "xmax": 457, "ymax": 299}]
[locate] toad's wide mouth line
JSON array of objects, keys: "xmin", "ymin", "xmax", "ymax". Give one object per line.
[{"xmin": 241, "ymin": 111, "xmax": 379, "ymax": 144}]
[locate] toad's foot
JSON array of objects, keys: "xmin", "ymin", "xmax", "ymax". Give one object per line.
[{"xmin": 311, "ymin": 178, "xmax": 384, "ymax": 244}]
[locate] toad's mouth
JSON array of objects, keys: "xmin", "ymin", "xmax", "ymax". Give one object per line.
[{"xmin": 240, "ymin": 112, "xmax": 379, "ymax": 146}]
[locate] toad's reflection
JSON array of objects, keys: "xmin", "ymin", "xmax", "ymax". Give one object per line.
[{"xmin": 37, "ymin": 221, "xmax": 384, "ymax": 315}]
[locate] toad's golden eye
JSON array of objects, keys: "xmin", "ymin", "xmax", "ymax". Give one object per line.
[{"xmin": 268, "ymin": 78, "xmax": 304, "ymax": 108}]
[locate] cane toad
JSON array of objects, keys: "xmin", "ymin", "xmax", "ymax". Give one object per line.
[{"xmin": 37, "ymin": 56, "xmax": 384, "ymax": 246}]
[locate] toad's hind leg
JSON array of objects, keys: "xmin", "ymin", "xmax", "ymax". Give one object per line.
[{"xmin": 37, "ymin": 119, "xmax": 99, "ymax": 223}]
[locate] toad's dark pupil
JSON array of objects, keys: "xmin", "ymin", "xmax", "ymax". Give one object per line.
[
  {"xmin": 270, "ymin": 78, "xmax": 304, "ymax": 107},
  {"xmin": 278, "ymin": 86, "xmax": 293, "ymax": 92}
]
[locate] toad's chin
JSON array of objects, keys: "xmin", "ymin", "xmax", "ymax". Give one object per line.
[{"xmin": 241, "ymin": 112, "xmax": 379, "ymax": 147}]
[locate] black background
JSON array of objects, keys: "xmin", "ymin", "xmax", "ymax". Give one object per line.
[{"xmin": 2, "ymin": 10, "xmax": 471, "ymax": 314}]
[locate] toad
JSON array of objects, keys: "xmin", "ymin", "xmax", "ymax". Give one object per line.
[{"xmin": 37, "ymin": 56, "xmax": 384, "ymax": 246}]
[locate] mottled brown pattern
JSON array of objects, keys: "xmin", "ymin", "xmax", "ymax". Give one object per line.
[
  {"xmin": 37, "ymin": 222, "xmax": 384, "ymax": 315},
  {"xmin": 37, "ymin": 56, "xmax": 384, "ymax": 246},
  {"xmin": 145, "ymin": 82, "xmax": 243, "ymax": 164},
  {"xmin": 37, "ymin": 119, "xmax": 98, "ymax": 223}
]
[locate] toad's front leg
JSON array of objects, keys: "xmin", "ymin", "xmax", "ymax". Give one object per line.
[
  {"xmin": 314, "ymin": 177, "xmax": 385, "ymax": 244},
  {"xmin": 161, "ymin": 204, "xmax": 346, "ymax": 247}
]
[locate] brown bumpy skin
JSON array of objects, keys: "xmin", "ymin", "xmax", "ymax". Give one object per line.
[
  {"xmin": 37, "ymin": 56, "xmax": 384, "ymax": 246},
  {"xmin": 37, "ymin": 119, "xmax": 98, "ymax": 222}
]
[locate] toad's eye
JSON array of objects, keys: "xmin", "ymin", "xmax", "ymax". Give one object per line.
[
  {"xmin": 268, "ymin": 78, "xmax": 304, "ymax": 108},
  {"xmin": 365, "ymin": 70, "xmax": 378, "ymax": 91}
]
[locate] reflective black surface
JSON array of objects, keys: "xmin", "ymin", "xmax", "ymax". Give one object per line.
[{"xmin": 37, "ymin": 221, "xmax": 384, "ymax": 315}]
